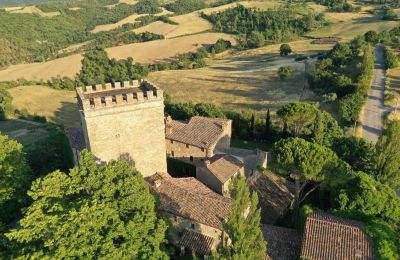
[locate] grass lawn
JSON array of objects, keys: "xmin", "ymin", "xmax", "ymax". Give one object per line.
[{"xmin": 231, "ymin": 138, "xmax": 268, "ymax": 151}]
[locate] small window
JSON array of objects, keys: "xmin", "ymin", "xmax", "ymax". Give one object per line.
[
  {"xmin": 171, "ymin": 151, "xmax": 174, "ymax": 157},
  {"xmin": 112, "ymin": 95, "xmax": 117, "ymax": 103},
  {"xmin": 122, "ymin": 94, "xmax": 127, "ymax": 102},
  {"xmin": 170, "ymin": 140, "xmax": 173, "ymax": 144},
  {"xmin": 186, "ymin": 144, "xmax": 189, "ymax": 149},
  {"xmin": 89, "ymin": 99, "xmax": 95, "ymax": 107},
  {"xmin": 190, "ymin": 156, "xmax": 193, "ymax": 162},
  {"xmin": 101, "ymin": 97, "xmax": 106, "ymax": 106},
  {"xmin": 201, "ymin": 148, "xmax": 205, "ymax": 152},
  {"xmin": 191, "ymin": 223, "xmax": 195, "ymax": 229}
]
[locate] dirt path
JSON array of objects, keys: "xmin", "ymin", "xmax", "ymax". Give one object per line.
[{"xmin": 362, "ymin": 45, "xmax": 390, "ymax": 143}]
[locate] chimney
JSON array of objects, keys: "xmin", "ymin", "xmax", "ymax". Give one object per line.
[{"xmin": 165, "ymin": 116, "xmax": 173, "ymax": 135}]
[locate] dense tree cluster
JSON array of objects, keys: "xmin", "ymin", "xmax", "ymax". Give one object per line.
[
  {"xmin": 309, "ymin": 36, "xmax": 374, "ymax": 124},
  {"xmin": 166, "ymin": 0, "xmax": 206, "ymax": 14},
  {"xmin": 315, "ymin": 0, "xmax": 361, "ymax": 12},
  {"xmin": 7, "ymin": 150, "xmax": 168, "ymax": 258},
  {"xmin": 0, "ymin": 0, "xmax": 163, "ymax": 68},
  {"xmin": 271, "ymin": 134, "xmax": 400, "ymax": 259},
  {"xmin": 202, "ymin": 5, "xmax": 325, "ymax": 49},
  {"xmin": 78, "ymin": 50, "xmax": 149, "ymax": 86}
]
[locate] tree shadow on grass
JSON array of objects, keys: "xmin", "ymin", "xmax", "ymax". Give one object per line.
[{"xmin": 52, "ymin": 100, "xmax": 81, "ymax": 128}]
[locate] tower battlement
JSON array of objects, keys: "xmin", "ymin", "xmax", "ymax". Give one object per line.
[
  {"xmin": 76, "ymin": 79, "xmax": 167, "ymax": 177},
  {"xmin": 77, "ymin": 80, "xmax": 163, "ymax": 110}
]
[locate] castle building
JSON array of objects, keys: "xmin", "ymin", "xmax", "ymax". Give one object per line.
[{"xmin": 76, "ymin": 80, "xmax": 167, "ymax": 177}]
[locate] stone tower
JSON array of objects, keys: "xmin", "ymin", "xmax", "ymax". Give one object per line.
[{"xmin": 76, "ymin": 80, "xmax": 167, "ymax": 177}]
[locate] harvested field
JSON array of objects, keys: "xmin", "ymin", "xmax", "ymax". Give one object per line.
[
  {"xmin": 134, "ymin": 1, "xmax": 281, "ymax": 38},
  {"xmin": 6, "ymin": 6, "xmax": 60, "ymax": 17},
  {"xmin": 106, "ymin": 32, "xmax": 236, "ymax": 63},
  {"xmin": 147, "ymin": 49, "xmax": 317, "ymax": 114},
  {"xmin": 91, "ymin": 8, "xmax": 173, "ymax": 33},
  {"xmin": 308, "ymin": 4, "xmax": 398, "ymax": 39},
  {"xmin": 0, "ymin": 54, "xmax": 83, "ymax": 81},
  {"xmin": 8, "ymin": 86, "xmax": 80, "ymax": 127}
]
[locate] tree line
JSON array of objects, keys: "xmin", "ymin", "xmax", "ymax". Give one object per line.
[{"xmin": 202, "ymin": 5, "xmax": 325, "ymax": 49}]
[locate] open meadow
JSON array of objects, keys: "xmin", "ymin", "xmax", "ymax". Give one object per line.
[
  {"xmin": 8, "ymin": 86, "xmax": 80, "ymax": 128},
  {"xmin": 148, "ymin": 42, "xmax": 323, "ymax": 115}
]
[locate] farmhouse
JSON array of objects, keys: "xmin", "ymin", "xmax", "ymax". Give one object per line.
[
  {"xmin": 146, "ymin": 172, "xmax": 232, "ymax": 256},
  {"xmin": 165, "ymin": 116, "xmax": 232, "ymax": 163},
  {"xmin": 196, "ymin": 153, "xmax": 244, "ymax": 196}
]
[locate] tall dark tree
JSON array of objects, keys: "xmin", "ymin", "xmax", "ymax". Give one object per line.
[
  {"xmin": 214, "ymin": 177, "xmax": 266, "ymax": 259},
  {"xmin": 265, "ymin": 109, "xmax": 271, "ymax": 136}
]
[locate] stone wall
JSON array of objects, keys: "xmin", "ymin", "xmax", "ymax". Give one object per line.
[
  {"xmin": 78, "ymin": 81, "xmax": 167, "ymax": 177},
  {"xmin": 164, "ymin": 213, "xmax": 224, "ymax": 251},
  {"xmin": 166, "ymin": 139, "xmax": 210, "ymax": 164}
]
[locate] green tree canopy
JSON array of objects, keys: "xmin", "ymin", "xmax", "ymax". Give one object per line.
[
  {"xmin": 277, "ymin": 102, "xmax": 317, "ymax": 136},
  {"xmin": 271, "ymin": 138, "xmax": 340, "ymax": 211},
  {"xmin": 214, "ymin": 176, "xmax": 266, "ymax": 260},
  {"xmin": 277, "ymin": 66, "xmax": 292, "ymax": 80},
  {"xmin": 311, "ymin": 110, "xmax": 343, "ymax": 147},
  {"xmin": 7, "ymin": 150, "xmax": 168, "ymax": 259},
  {"xmin": 375, "ymin": 120, "xmax": 400, "ymax": 190},
  {"xmin": 0, "ymin": 135, "xmax": 31, "ymax": 223},
  {"xmin": 279, "ymin": 44, "xmax": 292, "ymax": 56},
  {"xmin": 332, "ymin": 136, "xmax": 376, "ymax": 175}
]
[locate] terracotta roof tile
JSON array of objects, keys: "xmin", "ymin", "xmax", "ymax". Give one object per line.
[
  {"xmin": 146, "ymin": 173, "xmax": 231, "ymax": 229},
  {"xmin": 179, "ymin": 229, "xmax": 215, "ymax": 255},
  {"xmin": 206, "ymin": 154, "xmax": 243, "ymax": 183},
  {"xmin": 165, "ymin": 116, "xmax": 231, "ymax": 149},
  {"xmin": 249, "ymin": 171, "xmax": 295, "ymax": 224},
  {"xmin": 261, "ymin": 225, "xmax": 302, "ymax": 260},
  {"xmin": 301, "ymin": 212, "xmax": 375, "ymax": 260}
]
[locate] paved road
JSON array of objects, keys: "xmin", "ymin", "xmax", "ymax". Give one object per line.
[{"xmin": 362, "ymin": 45, "xmax": 390, "ymax": 143}]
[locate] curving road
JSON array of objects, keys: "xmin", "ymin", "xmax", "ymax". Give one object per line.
[{"xmin": 362, "ymin": 45, "xmax": 390, "ymax": 143}]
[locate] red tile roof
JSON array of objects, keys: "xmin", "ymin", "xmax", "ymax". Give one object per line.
[
  {"xmin": 165, "ymin": 116, "xmax": 231, "ymax": 149},
  {"xmin": 206, "ymin": 154, "xmax": 243, "ymax": 183},
  {"xmin": 179, "ymin": 229, "xmax": 215, "ymax": 256},
  {"xmin": 146, "ymin": 173, "xmax": 231, "ymax": 229},
  {"xmin": 261, "ymin": 225, "xmax": 302, "ymax": 260},
  {"xmin": 249, "ymin": 171, "xmax": 295, "ymax": 224},
  {"xmin": 301, "ymin": 212, "xmax": 375, "ymax": 260}
]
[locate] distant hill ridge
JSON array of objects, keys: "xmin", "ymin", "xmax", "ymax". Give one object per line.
[{"xmin": 0, "ymin": 0, "xmax": 66, "ymax": 8}]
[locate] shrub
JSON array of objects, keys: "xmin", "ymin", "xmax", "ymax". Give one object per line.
[
  {"xmin": 278, "ymin": 66, "xmax": 292, "ymax": 80},
  {"xmin": 322, "ymin": 92, "xmax": 337, "ymax": 103},
  {"xmin": 383, "ymin": 47, "xmax": 399, "ymax": 69},
  {"xmin": 280, "ymin": 44, "xmax": 292, "ymax": 56}
]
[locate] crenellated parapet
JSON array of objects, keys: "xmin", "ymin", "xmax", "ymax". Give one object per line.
[{"xmin": 76, "ymin": 80, "xmax": 163, "ymax": 110}]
